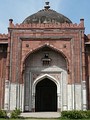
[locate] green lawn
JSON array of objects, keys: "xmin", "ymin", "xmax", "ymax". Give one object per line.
[
  {"xmin": 0, "ymin": 119, "xmax": 59, "ymax": 120},
  {"xmin": 22, "ymin": 118, "xmax": 90, "ymax": 120},
  {"xmin": 24, "ymin": 119, "xmax": 59, "ymax": 120},
  {"xmin": 1, "ymin": 119, "xmax": 90, "ymax": 120},
  {"xmin": 1, "ymin": 117, "xmax": 90, "ymax": 120},
  {"xmin": 0, "ymin": 118, "xmax": 89, "ymax": 120},
  {"xmin": 1, "ymin": 118, "xmax": 90, "ymax": 120}
]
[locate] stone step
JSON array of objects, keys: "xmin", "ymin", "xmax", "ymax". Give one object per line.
[{"xmin": 20, "ymin": 112, "xmax": 60, "ymax": 118}]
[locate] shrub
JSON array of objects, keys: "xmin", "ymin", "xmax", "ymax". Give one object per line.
[
  {"xmin": 0, "ymin": 110, "xmax": 7, "ymax": 118},
  {"xmin": 61, "ymin": 110, "xmax": 88, "ymax": 119},
  {"xmin": 11, "ymin": 108, "xmax": 21, "ymax": 119},
  {"xmin": 86, "ymin": 110, "xmax": 90, "ymax": 118}
]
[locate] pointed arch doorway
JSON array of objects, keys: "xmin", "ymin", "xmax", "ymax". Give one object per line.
[{"xmin": 35, "ymin": 78, "xmax": 57, "ymax": 112}]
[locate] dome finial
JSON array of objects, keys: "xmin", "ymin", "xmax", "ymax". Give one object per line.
[{"xmin": 44, "ymin": 0, "xmax": 50, "ymax": 10}]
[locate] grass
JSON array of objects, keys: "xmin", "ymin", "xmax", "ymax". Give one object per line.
[
  {"xmin": 0, "ymin": 119, "xmax": 59, "ymax": 120},
  {"xmin": 1, "ymin": 117, "xmax": 90, "ymax": 120},
  {"xmin": 24, "ymin": 119, "xmax": 59, "ymax": 120},
  {"xmin": 1, "ymin": 118, "xmax": 88, "ymax": 120},
  {"xmin": 0, "ymin": 118, "xmax": 85, "ymax": 120}
]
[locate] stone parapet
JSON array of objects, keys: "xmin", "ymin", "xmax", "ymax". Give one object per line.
[
  {"xmin": 0, "ymin": 34, "xmax": 8, "ymax": 44},
  {"xmin": 8, "ymin": 21, "xmax": 84, "ymax": 29},
  {"xmin": 0, "ymin": 34, "xmax": 8, "ymax": 39}
]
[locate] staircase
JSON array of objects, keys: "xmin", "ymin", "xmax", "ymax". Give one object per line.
[{"xmin": 20, "ymin": 112, "xmax": 60, "ymax": 118}]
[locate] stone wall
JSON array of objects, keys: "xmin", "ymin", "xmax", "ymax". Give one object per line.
[{"xmin": 3, "ymin": 19, "xmax": 86, "ymax": 111}]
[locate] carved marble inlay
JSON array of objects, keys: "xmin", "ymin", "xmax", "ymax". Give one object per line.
[{"xmin": 32, "ymin": 72, "xmax": 61, "ymax": 82}]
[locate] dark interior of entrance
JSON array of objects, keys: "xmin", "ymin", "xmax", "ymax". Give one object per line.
[{"xmin": 35, "ymin": 78, "xmax": 57, "ymax": 112}]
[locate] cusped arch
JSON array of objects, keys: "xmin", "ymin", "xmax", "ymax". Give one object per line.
[
  {"xmin": 32, "ymin": 74, "xmax": 60, "ymax": 94},
  {"xmin": 23, "ymin": 44, "xmax": 69, "ymax": 72}
]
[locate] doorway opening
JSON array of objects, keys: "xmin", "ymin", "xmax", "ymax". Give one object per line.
[{"xmin": 35, "ymin": 78, "xmax": 57, "ymax": 112}]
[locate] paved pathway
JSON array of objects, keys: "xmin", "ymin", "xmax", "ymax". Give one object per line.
[{"xmin": 20, "ymin": 112, "xmax": 60, "ymax": 118}]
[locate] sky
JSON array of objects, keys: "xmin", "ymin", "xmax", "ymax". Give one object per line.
[{"xmin": 0, "ymin": 0, "xmax": 90, "ymax": 34}]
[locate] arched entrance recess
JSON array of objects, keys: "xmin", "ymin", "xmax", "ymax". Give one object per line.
[
  {"xmin": 32, "ymin": 74, "xmax": 60, "ymax": 112},
  {"xmin": 24, "ymin": 45, "xmax": 67, "ymax": 112},
  {"xmin": 35, "ymin": 78, "xmax": 57, "ymax": 112},
  {"xmin": 23, "ymin": 44, "xmax": 69, "ymax": 71}
]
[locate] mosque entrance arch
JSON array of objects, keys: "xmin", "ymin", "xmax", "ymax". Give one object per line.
[
  {"xmin": 24, "ymin": 45, "xmax": 67, "ymax": 112},
  {"xmin": 35, "ymin": 78, "xmax": 57, "ymax": 112}
]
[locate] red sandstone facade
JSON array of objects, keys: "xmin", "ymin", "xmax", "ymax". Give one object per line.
[{"xmin": 0, "ymin": 3, "xmax": 90, "ymax": 111}]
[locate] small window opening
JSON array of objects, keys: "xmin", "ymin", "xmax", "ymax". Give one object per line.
[{"xmin": 42, "ymin": 53, "xmax": 52, "ymax": 66}]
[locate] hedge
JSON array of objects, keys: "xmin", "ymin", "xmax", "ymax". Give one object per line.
[
  {"xmin": 0, "ymin": 110, "xmax": 7, "ymax": 118},
  {"xmin": 61, "ymin": 110, "xmax": 90, "ymax": 119},
  {"xmin": 10, "ymin": 108, "xmax": 21, "ymax": 119}
]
